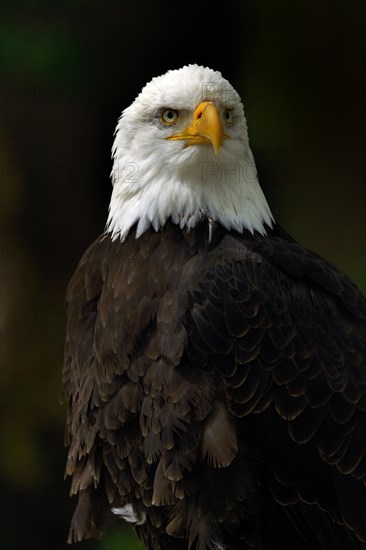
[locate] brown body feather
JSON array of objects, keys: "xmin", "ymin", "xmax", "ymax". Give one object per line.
[{"xmin": 63, "ymin": 220, "xmax": 366, "ymax": 549}]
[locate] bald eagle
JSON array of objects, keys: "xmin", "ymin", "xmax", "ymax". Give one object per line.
[{"xmin": 63, "ymin": 65, "xmax": 366, "ymax": 550}]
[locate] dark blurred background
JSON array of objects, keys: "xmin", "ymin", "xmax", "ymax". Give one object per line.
[{"xmin": 0, "ymin": 1, "xmax": 365, "ymax": 549}]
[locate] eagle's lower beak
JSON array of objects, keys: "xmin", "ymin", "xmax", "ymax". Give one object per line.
[{"xmin": 167, "ymin": 101, "xmax": 224, "ymax": 155}]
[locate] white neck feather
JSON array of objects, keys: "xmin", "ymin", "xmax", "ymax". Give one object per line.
[{"xmin": 107, "ymin": 140, "xmax": 273, "ymax": 241}]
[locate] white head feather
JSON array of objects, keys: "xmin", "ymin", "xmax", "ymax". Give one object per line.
[{"xmin": 107, "ymin": 64, "xmax": 273, "ymax": 241}]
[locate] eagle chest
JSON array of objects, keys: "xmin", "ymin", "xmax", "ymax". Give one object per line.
[{"xmin": 94, "ymin": 230, "xmax": 236, "ymax": 509}]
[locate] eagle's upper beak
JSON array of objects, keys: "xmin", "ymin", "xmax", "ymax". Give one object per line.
[{"xmin": 167, "ymin": 101, "xmax": 224, "ymax": 155}]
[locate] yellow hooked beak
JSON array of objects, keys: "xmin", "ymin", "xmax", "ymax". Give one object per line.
[{"xmin": 166, "ymin": 101, "xmax": 224, "ymax": 155}]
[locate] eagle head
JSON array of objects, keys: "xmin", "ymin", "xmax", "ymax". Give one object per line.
[{"xmin": 107, "ymin": 64, "xmax": 273, "ymax": 241}]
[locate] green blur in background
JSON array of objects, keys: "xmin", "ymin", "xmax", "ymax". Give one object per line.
[{"xmin": 0, "ymin": 1, "xmax": 365, "ymax": 549}]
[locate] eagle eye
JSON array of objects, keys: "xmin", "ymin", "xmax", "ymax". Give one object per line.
[
  {"xmin": 224, "ymin": 109, "xmax": 233, "ymax": 125},
  {"xmin": 161, "ymin": 108, "xmax": 179, "ymax": 125}
]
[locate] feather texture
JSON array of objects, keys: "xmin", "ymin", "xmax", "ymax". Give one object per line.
[{"xmin": 63, "ymin": 221, "xmax": 366, "ymax": 549}]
